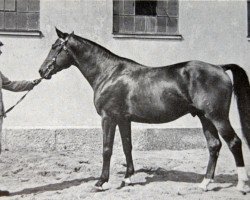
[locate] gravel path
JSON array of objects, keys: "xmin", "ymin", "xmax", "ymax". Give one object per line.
[{"xmin": 0, "ymin": 142, "xmax": 249, "ymax": 199}]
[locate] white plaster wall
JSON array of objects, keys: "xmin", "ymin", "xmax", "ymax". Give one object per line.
[{"xmin": 0, "ymin": 0, "xmax": 248, "ymax": 129}]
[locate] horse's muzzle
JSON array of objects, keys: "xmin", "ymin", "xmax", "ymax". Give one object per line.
[
  {"xmin": 39, "ymin": 69, "xmax": 49, "ymax": 79},
  {"xmin": 39, "ymin": 62, "xmax": 54, "ymax": 79}
]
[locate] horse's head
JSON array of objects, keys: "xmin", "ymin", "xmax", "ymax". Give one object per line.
[{"xmin": 39, "ymin": 28, "xmax": 76, "ymax": 79}]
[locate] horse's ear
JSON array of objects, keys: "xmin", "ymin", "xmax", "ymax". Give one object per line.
[
  {"xmin": 70, "ymin": 31, "xmax": 75, "ymax": 36},
  {"xmin": 55, "ymin": 27, "xmax": 68, "ymax": 39}
]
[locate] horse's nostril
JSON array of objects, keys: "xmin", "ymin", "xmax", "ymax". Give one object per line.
[{"xmin": 39, "ymin": 69, "xmax": 43, "ymax": 76}]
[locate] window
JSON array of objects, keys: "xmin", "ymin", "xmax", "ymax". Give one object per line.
[
  {"xmin": 113, "ymin": 0, "xmax": 181, "ymax": 39},
  {"xmin": 248, "ymin": 1, "xmax": 250, "ymax": 37},
  {"xmin": 0, "ymin": 0, "xmax": 41, "ymax": 36}
]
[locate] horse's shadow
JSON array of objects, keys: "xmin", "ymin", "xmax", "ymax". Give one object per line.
[
  {"xmin": 1, "ymin": 168, "xmax": 246, "ymax": 197},
  {"xmin": 118, "ymin": 167, "xmax": 241, "ymax": 191},
  {"xmin": 6, "ymin": 176, "xmax": 98, "ymax": 197}
]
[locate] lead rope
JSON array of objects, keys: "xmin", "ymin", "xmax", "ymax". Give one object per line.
[{"xmin": 0, "ymin": 77, "xmax": 44, "ymax": 118}]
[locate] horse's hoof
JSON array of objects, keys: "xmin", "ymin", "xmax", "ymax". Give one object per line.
[
  {"xmin": 198, "ymin": 178, "xmax": 212, "ymax": 192},
  {"xmin": 120, "ymin": 177, "xmax": 133, "ymax": 188},
  {"xmin": 92, "ymin": 186, "xmax": 104, "ymax": 192},
  {"xmin": 0, "ymin": 190, "xmax": 10, "ymax": 196},
  {"xmin": 198, "ymin": 185, "xmax": 208, "ymax": 192}
]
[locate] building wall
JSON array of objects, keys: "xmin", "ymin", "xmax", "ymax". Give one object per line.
[{"xmin": 0, "ymin": 0, "xmax": 248, "ymax": 129}]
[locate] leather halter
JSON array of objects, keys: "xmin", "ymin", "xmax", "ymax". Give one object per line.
[{"xmin": 44, "ymin": 37, "xmax": 71, "ymax": 77}]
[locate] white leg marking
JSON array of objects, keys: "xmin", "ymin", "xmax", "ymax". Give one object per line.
[
  {"xmin": 236, "ymin": 167, "xmax": 250, "ymax": 193},
  {"xmin": 199, "ymin": 178, "xmax": 212, "ymax": 191},
  {"xmin": 124, "ymin": 177, "xmax": 132, "ymax": 185},
  {"xmin": 237, "ymin": 167, "xmax": 248, "ymax": 181},
  {"xmin": 236, "ymin": 180, "xmax": 250, "ymax": 193}
]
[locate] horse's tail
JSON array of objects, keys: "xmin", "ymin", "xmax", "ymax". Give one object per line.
[{"xmin": 222, "ymin": 64, "xmax": 250, "ymax": 148}]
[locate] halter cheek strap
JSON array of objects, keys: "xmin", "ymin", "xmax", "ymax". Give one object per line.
[{"xmin": 45, "ymin": 37, "xmax": 71, "ymax": 74}]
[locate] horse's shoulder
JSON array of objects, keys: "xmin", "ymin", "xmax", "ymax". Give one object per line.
[{"xmin": 93, "ymin": 78, "xmax": 129, "ymax": 115}]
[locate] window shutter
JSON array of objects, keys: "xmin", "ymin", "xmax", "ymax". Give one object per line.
[
  {"xmin": 113, "ymin": 0, "xmax": 135, "ymax": 34},
  {"xmin": 0, "ymin": 0, "xmax": 40, "ymax": 33}
]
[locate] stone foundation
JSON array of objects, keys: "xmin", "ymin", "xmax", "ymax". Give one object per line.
[{"xmin": 2, "ymin": 128, "xmax": 207, "ymax": 152}]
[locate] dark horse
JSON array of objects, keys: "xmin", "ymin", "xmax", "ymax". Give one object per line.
[{"xmin": 39, "ymin": 28, "xmax": 250, "ymax": 193}]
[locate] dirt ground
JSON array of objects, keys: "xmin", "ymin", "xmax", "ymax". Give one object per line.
[{"xmin": 0, "ymin": 143, "xmax": 249, "ymax": 200}]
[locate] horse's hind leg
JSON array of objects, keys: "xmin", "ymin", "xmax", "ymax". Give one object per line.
[
  {"xmin": 211, "ymin": 119, "xmax": 249, "ymax": 193},
  {"xmin": 198, "ymin": 115, "xmax": 222, "ymax": 191},
  {"xmin": 118, "ymin": 119, "xmax": 134, "ymax": 186}
]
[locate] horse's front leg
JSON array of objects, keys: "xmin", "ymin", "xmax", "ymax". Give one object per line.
[
  {"xmin": 118, "ymin": 119, "xmax": 134, "ymax": 185},
  {"xmin": 95, "ymin": 115, "xmax": 117, "ymax": 189}
]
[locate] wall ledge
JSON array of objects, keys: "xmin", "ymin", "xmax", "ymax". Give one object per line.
[
  {"xmin": 113, "ymin": 33, "xmax": 183, "ymax": 40},
  {"xmin": 0, "ymin": 30, "xmax": 43, "ymax": 37}
]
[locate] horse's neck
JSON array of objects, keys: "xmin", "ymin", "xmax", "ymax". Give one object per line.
[{"xmin": 75, "ymin": 44, "xmax": 116, "ymax": 89}]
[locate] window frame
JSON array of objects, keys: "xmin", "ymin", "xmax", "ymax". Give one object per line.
[
  {"xmin": 113, "ymin": 0, "xmax": 182, "ymax": 40},
  {"xmin": 248, "ymin": 0, "xmax": 250, "ymax": 38},
  {"xmin": 0, "ymin": 0, "xmax": 42, "ymax": 37}
]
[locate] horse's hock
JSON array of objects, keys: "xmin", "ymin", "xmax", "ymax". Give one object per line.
[{"xmin": 2, "ymin": 128, "xmax": 207, "ymax": 152}]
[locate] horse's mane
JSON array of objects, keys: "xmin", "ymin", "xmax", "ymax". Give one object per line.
[{"xmin": 73, "ymin": 35, "xmax": 142, "ymax": 66}]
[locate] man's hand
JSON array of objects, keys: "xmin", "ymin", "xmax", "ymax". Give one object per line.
[{"xmin": 32, "ymin": 78, "xmax": 42, "ymax": 86}]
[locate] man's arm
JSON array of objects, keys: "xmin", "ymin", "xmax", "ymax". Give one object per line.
[{"xmin": 1, "ymin": 72, "xmax": 36, "ymax": 92}]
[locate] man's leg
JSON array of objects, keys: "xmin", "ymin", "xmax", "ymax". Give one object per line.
[
  {"xmin": 0, "ymin": 116, "xmax": 9, "ymax": 196},
  {"xmin": 0, "ymin": 117, "xmax": 3, "ymax": 154}
]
